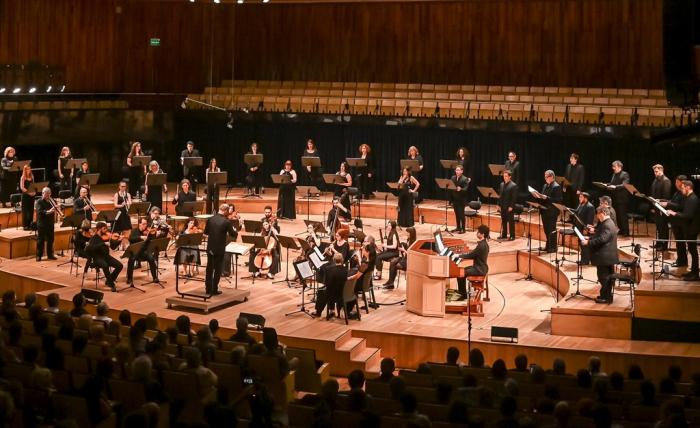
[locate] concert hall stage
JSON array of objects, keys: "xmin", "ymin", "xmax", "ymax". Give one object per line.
[{"xmin": 1, "ymin": 185, "xmax": 698, "ymax": 380}]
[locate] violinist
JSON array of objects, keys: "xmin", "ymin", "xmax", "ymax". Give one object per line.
[
  {"xmin": 35, "ymin": 187, "xmax": 59, "ymax": 262},
  {"xmin": 382, "ymin": 227, "xmax": 417, "ymax": 289},
  {"xmin": 87, "ymin": 222, "xmax": 123, "ymax": 291},
  {"xmin": 204, "ymin": 204, "xmax": 238, "ymax": 295},
  {"xmin": 177, "ymin": 218, "xmax": 202, "ymax": 277},
  {"xmin": 148, "ymin": 207, "xmax": 171, "ymax": 238},
  {"xmin": 74, "ymin": 186, "xmax": 95, "ymax": 220},
  {"xmin": 277, "ymin": 160, "xmax": 297, "ymax": 219},
  {"xmin": 126, "ymin": 218, "xmax": 159, "ymax": 285},
  {"xmin": 172, "ymin": 179, "xmax": 197, "ymax": 217},
  {"xmin": 248, "ymin": 219, "xmax": 280, "ymax": 279},
  {"xmin": 74, "ymin": 219, "xmax": 93, "ymax": 259},
  {"xmin": 144, "ymin": 160, "xmax": 167, "ymax": 210},
  {"xmin": 374, "ymin": 221, "xmax": 400, "ymax": 281},
  {"xmin": 262, "ymin": 205, "xmax": 281, "ymax": 234},
  {"xmin": 334, "ymin": 161, "xmax": 352, "ymax": 196},
  {"xmin": 19, "ymin": 164, "xmax": 35, "ymax": 230},
  {"xmin": 113, "ymin": 181, "xmax": 133, "ymax": 248}
]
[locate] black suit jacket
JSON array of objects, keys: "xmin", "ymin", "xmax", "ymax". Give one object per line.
[
  {"xmin": 451, "ymin": 175, "xmax": 469, "ymax": 203},
  {"xmin": 540, "ymin": 181, "xmax": 563, "ymax": 218},
  {"xmin": 504, "ymin": 160, "xmax": 521, "ymax": 186},
  {"xmin": 73, "ymin": 197, "xmax": 93, "ymax": 219},
  {"xmin": 499, "ymin": 181, "xmax": 518, "ymax": 210},
  {"xmin": 174, "ymin": 191, "xmax": 197, "ymax": 217},
  {"xmin": 588, "ymin": 218, "xmax": 619, "ymax": 266},
  {"xmin": 34, "ymin": 198, "xmax": 54, "ymax": 229},
  {"xmin": 205, "ymin": 213, "xmax": 238, "ymax": 256},
  {"xmin": 649, "ymin": 176, "xmax": 672, "ymax": 201},
  {"xmin": 676, "ymin": 193, "xmax": 700, "ymax": 234},
  {"xmin": 181, "ymin": 149, "xmax": 201, "ymax": 178},
  {"xmin": 575, "ymin": 202, "xmax": 595, "ymax": 228},
  {"xmin": 609, "ymin": 171, "xmax": 631, "ymax": 202},
  {"xmin": 458, "ymin": 239, "xmax": 489, "ymax": 275},
  {"xmin": 324, "ymin": 263, "xmax": 349, "ymax": 298},
  {"xmin": 565, "ymin": 164, "xmax": 585, "ymax": 191}
]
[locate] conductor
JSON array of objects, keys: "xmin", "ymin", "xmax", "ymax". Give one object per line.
[
  {"xmin": 581, "ymin": 207, "xmax": 619, "ymax": 304},
  {"xmin": 204, "ymin": 204, "xmax": 238, "ymax": 295}
]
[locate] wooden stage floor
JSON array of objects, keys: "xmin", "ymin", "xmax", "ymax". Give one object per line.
[{"xmin": 1, "ymin": 185, "xmax": 699, "ymax": 379}]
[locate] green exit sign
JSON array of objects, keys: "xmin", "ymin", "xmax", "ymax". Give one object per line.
[{"xmin": 150, "ymin": 38, "xmax": 161, "ymax": 47}]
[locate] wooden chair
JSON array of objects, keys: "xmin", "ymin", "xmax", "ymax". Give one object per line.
[
  {"xmin": 398, "ymin": 369, "xmax": 434, "ymax": 387},
  {"xmin": 208, "ymin": 362, "xmax": 243, "ymax": 397},
  {"xmin": 425, "ymin": 363, "xmax": 462, "ymax": 378},
  {"xmin": 247, "ymin": 354, "xmax": 296, "ymax": 411},
  {"xmin": 285, "ymin": 347, "xmax": 330, "ymax": 393},
  {"xmin": 357, "ymin": 268, "xmax": 377, "ymax": 314},
  {"xmin": 162, "ymin": 370, "xmax": 206, "ymax": 424},
  {"xmin": 287, "ymin": 403, "xmax": 315, "ymax": 428},
  {"xmin": 340, "ymin": 277, "xmax": 361, "ymax": 324},
  {"xmin": 365, "ymin": 379, "xmax": 392, "ymax": 398},
  {"xmin": 108, "ymin": 378, "xmax": 147, "ymax": 413}
]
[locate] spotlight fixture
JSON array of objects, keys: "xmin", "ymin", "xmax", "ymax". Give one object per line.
[
  {"xmin": 46, "ymin": 85, "xmax": 52, "ymax": 93},
  {"xmin": 263, "ymin": 0, "xmax": 270, "ymax": 3},
  {"xmin": 181, "ymin": 99, "xmax": 188, "ymax": 109},
  {"xmin": 60, "ymin": 85, "xmax": 65, "ymax": 92},
  {"xmin": 214, "ymin": 0, "xmax": 220, "ymax": 3},
  {"xmin": 28, "ymin": 87, "xmax": 36, "ymax": 94},
  {"xmin": 226, "ymin": 112, "xmax": 234, "ymax": 129},
  {"xmin": 237, "ymin": 0, "xmax": 244, "ymax": 3},
  {"xmin": 189, "ymin": 0, "xmax": 195, "ymax": 2},
  {"xmin": 0, "ymin": 88, "xmax": 5, "ymax": 94},
  {"xmin": 12, "ymin": 87, "xmax": 21, "ymax": 94}
]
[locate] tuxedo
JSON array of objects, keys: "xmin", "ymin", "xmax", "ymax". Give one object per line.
[
  {"xmin": 668, "ymin": 191, "xmax": 687, "ymax": 265},
  {"xmin": 675, "ymin": 193, "xmax": 699, "ymax": 274},
  {"xmin": 609, "ymin": 171, "xmax": 631, "ymax": 235},
  {"xmin": 650, "ymin": 175, "xmax": 673, "ymax": 249},
  {"xmin": 34, "ymin": 198, "xmax": 55, "ymax": 259},
  {"xmin": 564, "ymin": 163, "xmax": 585, "ymax": 207},
  {"xmin": 575, "ymin": 201, "xmax": 595, "ymax": 264},
  {"xmin": 204, "ymin": 213, "xmax": 238, "ymax": 294},
  {"xmin": 540, "ymin": 181, "xmax": 563, "ymax": 252},
  {"xmin": 588, "ymin": 218, "xmax": 619, "ymax": 302},
  {"xmin": 499, "ymin": 181, "xmax": 518, "ymax": 239}
]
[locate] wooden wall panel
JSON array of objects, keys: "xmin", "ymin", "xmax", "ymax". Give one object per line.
[{"xmin": 0, "ymin": 0, "xmax": 664, "ymax": 93}]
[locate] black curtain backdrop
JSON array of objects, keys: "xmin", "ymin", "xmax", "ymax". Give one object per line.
[{"xmin": 174, "ymin": 111, "xmax": 695, "ymax": 210}]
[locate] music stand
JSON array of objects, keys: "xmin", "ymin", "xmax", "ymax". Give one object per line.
[
  {"xmin": 97, "ymin": 209, "xmax": 119, "ymax": 224},
  {"xmin": 59, "ymin": 213, "xmax": 85, "ymax": 271},
  {"xmin": 556, "ymin": 176, "xmax": 571, "ymax": 189},
  {"xmin": 323, "ymin": 174, "xmax": 346, "ymax": 187},
  {"xmin": 296, "ymin": 186, "xmax": 320, "ymax": 223},
  {"xmin": 550, "ymin": 202, "xmax": 576, "ymax": 264},
  {"xmin": 207, "ymin": 171, "xmax": 228, "ymax": 201},
  {"xmin": 64, "ymin": 158, "xmax": 86, "ymax": 170},
  {"xmin": 435, "ymin": 178, "xmax": 457, "ymax": 235},
  {"xmin": 244, "ymin": 219, "xmax": 263, "ymax": 234},
  {"xmin": 303, "ymin": 220, "xmax": 328, "ymax": 237},
  {"xmin": 622, "ymin": 183, "xmax": 646, "ymax": 249},
  {"xmin": 225, "ymin": 242, "xmax": 253, "ymax": 289},
  {"xmin": 77, "ymin": 173, "xmax": 100, "ymax": 188},
  {"xmin": 301, "ymin": 156, "xmax": 322, "ymax": 185},
  {"xmin": 271, "ymin": 174, "xmax": 291, "ymax": 185},
  {"xmin": 182, "ymin": 157, "xmax": 203, "ymax": 191},
  {"xmin": 440, "ymin": 159, "xmax": 460, "ymax": 170},
  {"xmin": 400, "ymin": 159, "xmax": 420, "ymax": 173},
  {"xmin": 128, "ymin": 201, "xmax": 151, "ymax": 222},
  {"xmin": 592, "ymin": 181, "xmax": 612, "ymax": 191},
  {"xmin": 28, "ymin": 181, "xmax": 49, "ymax": 195},
  {"xmin": 274, "ymin": 235, "xmax": 301, "ymax": 287},
  {"xmin": 183, "ymin": 201, "xmax": 205, "ymax": 215},
  {"xmin": 241, "ymin": 235, "xmax": 268, "ymax": 282},
  {"xmin": 373, "ymin": 192, "xmax": 398, "ymax": 227},
  {"xmin": 243, "ymin": 154, "xmax": 263, "ymax": 198},
  {"xmin": 119, "ymin": 241, "xmax": 147, "ymax": 293},
  {"xmin": 477, "ymin": 186, "xmax": 499, "ymax": 233},
  {"xmin": 8, "ymin": 160, "xmax": 31, "ymax": 173},
  {"xmin": 285, "ymin": 259, "xmax": 316, "ymax": 318},
  {"xmin": 132, "ymin": 155, "xmax": 151, "ymax": 169},
  {"xmin": 488, "ymin": 164, "xmax": 505, "ymax": 177},
  {"xmin": 345, "ymin": 158, "xmax": 367, "ymax": 169}
]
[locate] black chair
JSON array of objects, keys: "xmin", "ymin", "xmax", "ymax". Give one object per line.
[
  {"xmin": 341, "ymin": 277, "xmax": 361, "ymax": 324},
  {"xmin": 464, "ymin": 200, "xmax": 482, "ymax": 230},
  {"xmin": 9, "ymin": 193, "xmax": 22, "ymax": 229},
  {"xmin": 58, "ymin": 189, "xmax": 73, "ymax": 210},
  {"xmin": 610, "ymin": 244, "xmax": 642, "ymax": 308},
  {"xmin": 357, "ymin": 268, "xmax": 377, "ymax": 313},
  {"xmin": 80, "ymin": 255, "xmax": 104, "ymax": 289}
]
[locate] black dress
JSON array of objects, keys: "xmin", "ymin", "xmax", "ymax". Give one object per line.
[
  {"xmin": 277, "ymin": 170, "xmax": 296, "ymax": 219},
  {"xmin": 1, "ymin": 157, "xmax": 18, "ymax": 204},
  {"xmin": 397, "ymin": 178, "xmax": 416, "ymax": 227},
  {"xmin": 20, "ymin": 177, "xmax": 34, "ymax": 229},
  {"xmin": 408, "ymin": 154, "xmax": 424, "ymax": 203},
  {"xmin": 128, "ymin": 157, "xmax": 143, "ymax": 197},
  {"xmin": 114, "ymin": 193, "xmax": 132, "ymax": 232},
  {"xmin": 245, "ymin": 151, "xmax": 263, "ymax": 194},
  {"xmin": 334, "ymin": 172, "xmax": 351, "ymax": 197},
  {"xmin": 356, "ymin": 153, "xmax": 376, "ymax": 198},
  {"xmin": 302, "ymin": 149, "xmax": 322, "ymax": 187},
  {"xmin": 59, "ymin": 156, "xmax": 73, "ymax": 192},
  {"xmin": 145, "ymin": 172, "xmax": 164, "ymax": 210},
  {"xmin": 205, "ymin": 167, "xmax": 220, "ymax": 214}
]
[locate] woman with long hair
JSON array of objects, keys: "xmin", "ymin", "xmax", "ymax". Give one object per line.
[
  {"xmin": 1, "ymin": 146, "xmax": 17, "ymax": 206},
  {"xmin": 277, "ymin": 160, "xmax": 297, "ymax": 219},
  {"xmin": 58, "ymin": 146, "xmax": 74, "ymax": 192},
  {"xmin": 144, "ymin": 160, "xmax": 167, "ymax": 210},
  {"xmin": 356, "ymin": 144, "xmax": 375, "ymax": 199},
  {"xmin": 397, "ymin": 167, "xmax": 420, "ymax": 227},
  {"xmin": 126, "ymin": 141, "xmax": 146, "ymax": 197},
  {"xmin": 205, "ymin": 158, "xmax": 221, "ymax": 213},
  {"xmin": 19, "ymin": 164, "xmax": 35, "ymax": 230}
]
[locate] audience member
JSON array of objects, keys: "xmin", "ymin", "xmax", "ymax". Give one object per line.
[
  {"xmin": 376, "ymin": 357, "xmax": 395, "ymax": 382},
  {"xmin": 398, "ymin": 391, "xmax": 431, "ymax": 427},
  {"xmin": 628, "ymin": 363, "xmax": 645, "ymax": 380},
  {"xmin": 348, "ymin": 369, "xmax": 366, "ymax": 391},
  {"xmin": 229, "ymin": 316, "xmax": 257, "ymax": 346},
  {"xmin": 118, "ymin": 309, "xmax": 132, "ymax": 326},
  {"xmin": 45, "ymin": 292, "xmax": 60, "ymax": 313},
  {"xmin": 513, "ymin": 353, "xmax": 528, "ymax": 372},
  {"xmin": 551, "ymin": 358, "xmax": 567, "ymax": 376},
  {"xmin": 446, "ymin": 346, "xmax": 460, "ymax": 366},
  {"xmin": 491, "ymin": 359, "xmax": 508, "ymax": 381},
  {"xmin": 469, "ymin": 348, "xmax": 486, "ymax": 368},
  {"xmin": 588, "ymin": 356, "xmax": 606, "ymax": 377},
  {"xmin": 577, "ymin": 369, "xmax": 593, "ymax": 389},
  {"xmin": 180, "ymin": 347, "xmax": 218, "ymax": 401},
  {"xmin": 70, "ymin": 293, "xmax": 88, "ymax": 317}
]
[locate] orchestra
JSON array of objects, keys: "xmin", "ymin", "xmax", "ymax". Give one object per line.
[{"xmin": 1, "ymin": 135, "xmax": 696, "ymax": 303}]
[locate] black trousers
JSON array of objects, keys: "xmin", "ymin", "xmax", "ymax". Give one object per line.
[
  {"xmin": 127, "ymin": 254, "xmax": 158, "ymax": 282},
  {"xmin": 671, "ymin": 224, "xmax": 687, "ymax": 265},
  {"xmin": 21, "ymin": 193, "xmax": 34, "ymax": 228},
  {"xmin": 206, "ymin": 252, "xmax": 225, "ymax": 294},
  {"xmin": 206, "ymin": 185, "xmax": 219, "ymax": 214},
  {"xmin": 613, "ymin": 199, "xmax": 629, "ymax": 235},
  {"xmin": 541, "ymin": 212, "xmax": 558, "ymax": 251},
  {"xmin": 36, "ymin": 225, "xmax": 54, "ymax": 258},
  {"xmin": 686, "ymin": 230, "xmax": 699, "ymax": 273},
  {"xmin": 456, "ymin": 266, "xmax": 481, "ymax": 295},
  {"xmin": 500, "ymin": 209, "xmax": 515, "ymax": 238},
  {"xmin": 580, "ymin": 245, "xmax": 591, "ymax": 264},
  {"xmin": 386, "ymin": 256, "xmax": 406, "ymax": 283},
  {"xmin": 315, "ymin": 286, "xmax": 342, "ymax": 315},
  {"xmin": 596, "ymin": 264, "xmax": 615, "ymax": 300},
  {"xmin": 94, "ymin": 255, "xmax": 123, "ymax": 283},
  {"xmin": 453, "ymin": 198, "xmax": 466, "ymax": 231},
  {"xmin": 654, "ymin": 214, "xmax": 669, "ymax": 249},
  {"xmin": 375, "ymin": 250, "xmax": 399, "ymax": 272}
]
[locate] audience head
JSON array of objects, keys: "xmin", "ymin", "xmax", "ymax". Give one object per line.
[
  {"xmin": 348, "ymin": 369, "xmax": 365, "ymax": 390},
  {"xmin": 552, "ymin": 358, "xmax": 566, "ymax": 375},
  {"xmin": 389, "ymin": 375, "xmax": 406, "ymax": 399},
  {"xmin": 321, "ymin": 378, "xmax": 339, "ymax": 400},
  {"xmin": 131, "ymin": 354, "xmax": 153, "ymax": 382},
  {"xmin": 640, "ymin": 379, "xmax": 656, "ymax": 404},
  {"xmin": 609, "ymin": 371, "xmax": 624, "ymax": 391},
  {"xmin": 262, "ymin": 327, "xmax": 279, "ymax": 351},
  {"xmin": 184, "ymin": 347, "xmax": 203, "ymax": 369},
  {"xmin": 514, "ymin": 353, "xmax": 528, "ymax": 371},
  {"xmin": 628, "ymin": 363, "xmax": 644, "ymax": 380},
  {"xmin": 469, "ymin": 348, "xmax": 485, "ymax": 368},
  {"xmin": 588, "ymin": 356, "xmax": 602, "ymax": 374},
  {"xmin": 399, "ymin": 391, "xmax": 418, "ymax": 414},
  {"xmin": 504, "ymin": 378, "xmax": 519, "ymax": 397},
  {"xmin": 230, "ymin": 346, "xmax": 246, "ymax": 365},
  {"xmin": 71, "ymin": 293, "xmax": 85, "ymax": 309},
  {"xmin": 208, "ymin": 319, "xmax": 219, "ymax": 336},
  {"xmin": 46, "ymin": 292, "xmax": 60, "ymax": 309},
  {"xmin": 24, "ymin": 292, "xmax": 37, "ymax": 308},
  {"xmin": 96, "ymin": 302, "xmax": 109, "ymax": 317},
  {"xmin": 175, "ymin": 315, "xmax": 191, "ymax": 335},
  {"xmin": 119, "ymin": 309, "xmax": 132, "ymax": 326},
  {"xmin": 2, "ymin": 290, "xmax": 16, "ymax": 306},
  {"xmin": 446, "ymin": 346, "xmax": 460, "ymax": 365},
  {"xmin": 236, "ymin": 316, "xmax": 249, "ymax": 333},
  {"xmin": 531, "ymin": 364, "xmax": 546, "ymax": 384},
  {"xmin": 491, "ymin": 359, "xmax": 507, "ymax": 381},
  {"xmin": 577, "ymin": 369, "xmax": 592, "ymax": 388},
  {"xmin": 380, "ymin": 357, "xmax": 395, "ymax": 378},
  {"xmin": 553, "ymin": 401, "xmax": 572, "ymax": 426},
  {"xmin": 144, "ymin": 312, "xmax": 158, "ymax": 331}
]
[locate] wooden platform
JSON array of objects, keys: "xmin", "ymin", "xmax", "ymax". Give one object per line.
[
  {"xmin": 165, "ymin": 289, "xmax": 251, "ymax": 314},
  {"xmin": 0, "ymin": 224, "xmax": 72, "ymax": 259},
  {"xmin": 1, "ymin": 184, "xmax": 698, "ymax": 380}
]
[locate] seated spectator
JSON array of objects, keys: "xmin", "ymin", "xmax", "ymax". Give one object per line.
[
  {"xmin": 208, "ymin": 319, "xmax": 223, "ymax": 348},
  {"xmin": 512, "ymin": 353, "xmax": 528, "ymax": 372},
  {"xmin": 28, "ymin": 304, "xmax": 43, "ymax": 322},
  {"xmin": 577, "ymin": 369, "xmax": 593, "ymax": 389},
  {"xmin": 55, "ymin": 311, "xmax": 75, "ymax": 340},
  {"xmin": 491, "ymin": 359, "xmax": 508, "ymax": 381},
  {"xmin": 204, "ymin": 387, "xmax": 238, "ymax": 428},
  {"xmin": 262, "ymin": 327, "xmax": 295, "ymax": 377},
  {"xmin": 503, "ymin": 378, "xmax": 519, "ymax": 398},
  {"xmin": 118, "ymin": 309, "xmax": 132, "ymax": 327},
  {"xmin": 376, "ymin": 357, "xmax": 395, "ymax": 382},
  {"xmin": 229, "ymin": 316, "xmax": 257, "ymax": 346},
  {"xmin": 389, "ymin": 376, "xmax": 406, "ymax": 400},
  {"xmin": 397, "ymin": 391, "xmax": 430, "ymax": 427},
  {"xmin": 446, "ymin": 346, "xmax": 460, "ymax": 366},
  {"xmin": 469, "ymin": 348, "xmax": 486, "ymax": 368},
  {"xmin": 70, "ymin": 293, "xmax": 88, "ymax": 318},
  {"xmin": 348, "ymin": 369, "xmax": 366, "ymax": 391},
  {"xmin": 531, "ymin": 364, "xmax": 546, "ymax": 384},
  {"xmin": 299, "ymin": 378, "xmax": 340, "ymax": 409},
  {"xmin": 175, "ymin": 315, "xmax": 194, "ymax": 343},
  {"xmin": 448, "ymin": 399, "xmax": 470, "ymax": 425},
  {"xmin": 180, "ymin": 347, "xmax": 218, "ymax": 402},
  {"xmin": 72, "ymin": 335, "xmax": 88, "ymax": 356},
  {"xmin": 92, "ymin": 302, "xmax": 111, "ymax": 324},
  {"xmin": 106, "ymin": 319, "xmax": 121, "ymax": 338},
  {"xmin": 194, "ymin": 327, "xmax": 217, "ymax": 365},
  {"xmin": 44, "ymin": 292, "xmax": 60, "ymax": 314},
  {"xmin": 144, "ymin": 312, "xmax": 158, "ymax": 331},
  {"xmin": 348, "ymin": 388, "xmax": 369, "ymax": 412},
  {"xmin": 77, "ymin": 314, "xmax": 93, "ymax": 331},
  {"xmin": 0, "ymin": 290, "xmax": 16, "ymax": 315},
  {"xmin": 552, "ymin": 401, "xmax": 572, "ymax": 428},
  {"xmin": 81, "ymin": 374, "xmax": 114, "ymax": 425},
  {"xmin": 23, "ymin": 292, "xmax": 37, "ymax": 308},
  {"xmin": 550, "ymin": 358, "xmax": 567, "ymax": 376},
  {"xmin": 32, "ymin": 314, "xmax": 50, "ymax": 337},
  {"xmin": 496, "ymin": 395, "xmax": 519, "ymax": 428},
  {"xmin": 668, "ymin": 365, "xmax": 682, "ymax": 383},
  {"xmin": 609, "ymin": 371, "xmax": 624, "ymax": 391},
  {"xmin": 659, "ymin": 377, "xmax": 676, "ymax": 395},
  {"xmin": 588, "ymin": 356, "xmax": 606, "ymax": 377},
  {"xmin": 131, "ymin": 354, "xmax": 166, "ymax": 402},
  {"xmin": 628, "ymin": 363, "xmax": 645, "ymax": 380},
  {"xmin": 436, "ymin": 382, "xmax": 453, "ymax": 405},
  {"xmin": 7, "ymin": 322, "xmax": 22, "ymax": 348},
  {"xmin": 637, "ymin": 380, "xmax": 657, "ymax": 406},
  {"xmin": 230, "ymin": 345, "xmax": 246, "ymax": 366},
  {"xmin": 593, "ymin": 378, "xmax": 609, "ymax": 403},
  {"xmin": 591, "ymin": 403, "xmax": 612, "ymax": 428},
  {"xmin": 90, "ymin": 324, "xmax": 106, "ymax": 343}
]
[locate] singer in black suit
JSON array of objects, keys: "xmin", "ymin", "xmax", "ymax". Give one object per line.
[
  {"xmin": 664, "ymin": 175, "xmax": 688, "ymax": 267},
  {"xmin": 649, "ymin": 164, "xmax": 673, "ymax": 250},
  {"xmin": 504, "ymin": 151, "xmax": 521, "ymax": 186},
  {"xmin": 204, "ymin": 204, "xmax": 238, "ymax": 295},
  {"xmin": 536, "ymin": 170, "xmax": 563, "ymax": 253},
  {"xmin": 180, "ymin": 141, "xmax": 201, "ymax": 186},
  {"xmin": 582, "ymin": 207, "xmax": 619, "ymax": 304},
  {"xmin": 608, "ymin": 160, "xmax": 631, "ymax": 236},
  {"xmin": 564, "ymin": 153, "xmax": 585, "ymax": 208},
  {"xmin": 35, "ymin": 188, "xmax": 57, "ymax": 261},
  {"xmin": 668, "ymin": 180, "xmax": 700, "ymax": 281},
  {"xmin": 450, "ymin": 166, "xmax": 470, "ymax": 233},
  {"xmin": 574, "ymin": 192, "xmax": 595, "ymax": 264},
  {"xmin": 498, "ymin": 170, "xmax": 518, "ymax": 240},
  {"xmin": 456, "ymin": 225, "xmax": 490, "ymax": 298}
]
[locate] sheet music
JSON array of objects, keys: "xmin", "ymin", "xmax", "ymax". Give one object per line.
[
  {"xmin": 573, "ymin": 227, "xmax": 586, "ymax": 242},
  {"xmin": 225, "ymin": 242, "xmax": 253, "ymax": 255},
  {"xmin": 528, "ymin": 185, "xmax": 545, "ymax": 199},
  {"xmin": 295, "ymin": 260, "xmax": 314, "ymax": 279},
  {"xmin": 309, "ymin": 251, "xmax": 327, "ymax": 269}
]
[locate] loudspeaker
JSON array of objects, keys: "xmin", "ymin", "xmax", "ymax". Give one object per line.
[
  {"xmin": 81, "ymin": 289, "xmax": 104, "ymax": 304},
  {"xmin": 663, "ymin": 0, "xmax": 699, "ymax": 107},
  {"xmin": 240, "ymin": 312, "xmax": 265, "ymax": 329},
  {"xmin": 490, "ymin": 326, "xmax": 518, "ymax": 343}
]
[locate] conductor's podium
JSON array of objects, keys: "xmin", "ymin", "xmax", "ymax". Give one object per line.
[{"xmin": 406, "ymin": 237, "xmax": 471, "ymax": 317}]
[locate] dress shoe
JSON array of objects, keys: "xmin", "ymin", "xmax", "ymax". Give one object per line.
[
  {"xmin": 595, "ymin": 297, "xmax": 610, "ymax": 304},
  {"xmin": 36, "ymin": 256, "xmax": 42, "ymax": 262},
  {"xmin": 214, "ymin": 290, "xmax": 223, "ymax": 295},
  {"xmin": 683, "ymin": 273, "xmax": 700, "ymax": 281},
  {"xmin": 266, "ymin": 273, "xmax": 274, "ymax": 279},
  {"xmin": 498, "ymin": 235, "xmax": 507, "ymax": 240},
  {"xmin": 458, "ymin": 229, "xmax": 466, "ymax": 234},
  {"xmin": 681, "ymin": 270, "xmax": 697, "ymax": 278},
  {"xmin": 672, "ymin": 262, "xmax": 688, "ymax": 268},
  {"xmin": 47, "ymin": 255, "xmax": 58, "ymax": 260},
  {"xmin": 450, "ymin": 228, "xmax": 461, "ymax": 233},
  {"xmin": 508, "ymin": 237, "xmax": 516, "ymax": 241}
]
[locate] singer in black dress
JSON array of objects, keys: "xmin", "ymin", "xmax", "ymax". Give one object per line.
[
  {"xmin": 397, "ymin": 167, "xmax": 420, "ymax": 227},
  {"xmin": 19, "ymin": 164, "xmax": 35, "ymax": 230},
  {"xmin": 144, "ymin": 161, "xmax": 167, "ymax": 211},
  {"xmin": 301, "ymin": 139, "xmax": 322, "ymax": 188},
  {"xmin": 277, "ymin": 160, "xmax": 297, "ymax": 219},
  {"xmin": 58, "ymin": 146, "xmax": 74, "ymax": 192},
  {"xmin": 205, "ymin": 158, "xmax": 221, "ymax": 214},
  {"xmin": 564, "ymin": 153, "xmax": 585, "ymax": 208},
  {"xmin": 355, "ymin": 144, "xmax": 376, "ymax": 199},
  {"xmin": 334, "ymin": 161, "xmax": 353, "ymax": 197},
  {"xmin": 1, "ymin": 147, "xmax": 17, "ymax": 207},
  {"xmin": 407, "ymin": 146, "xmax": 424, "ymax": 203},
  {"xmin": 126, "ymin": 141, "xmax": 146, "ymax": 197},
  {"xmin": 113, "ymin": 182, "xmax": 133, "ymax": 234}
]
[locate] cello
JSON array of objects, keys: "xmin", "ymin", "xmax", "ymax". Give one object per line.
[{"xmin": 253, "ymin": 224, "xmax": 277, "ymax": 273}]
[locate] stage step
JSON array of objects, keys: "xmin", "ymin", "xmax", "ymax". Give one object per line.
[{"xmin": 334, "ymin": 331, "xmax": 382, "ymax": 374}]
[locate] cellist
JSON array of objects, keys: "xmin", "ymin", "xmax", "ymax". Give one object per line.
[{"xmin": 248, "ymin": 219, "xmax": 280, "ymax": 279}]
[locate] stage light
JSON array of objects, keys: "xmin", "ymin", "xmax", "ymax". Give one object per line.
[
  {"xmin": 12, "ymin": 87, "xmax": 21, "ymax": 94},
  {"xmin": 181, "ymin": 99, "xmax": 187, "ymax": 109},
  {"xmin": 226, "ymin": 112, "xmax": 234, "ymax": 128},
  {"xmin": 46, "ymin": 85, "xmax": 52, "ymax": 93},
  {"xmin": 0, "ymin": 88, "xmax": 5, "ymax": 94},
  {"xmin": 60, "ymin": 85, "xmax": 65, "ymax": 92},
  {"xmin": 28, "ymin": 87, "xmax": 36, "ymax": 93},
  {"xmin": 214, "ymin": 0, "xmax": 220, "ymax": 3},
  {"xmin": 189, "ymin": 0, "xmax": 195, "ymax": 2},
  {"xmin": 237, "ymin": 0, "xmax": 244, "ymax": 3},
  {"xmin": 263, "ymin": 0, "xmax": 270, "ymax": 3}
]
